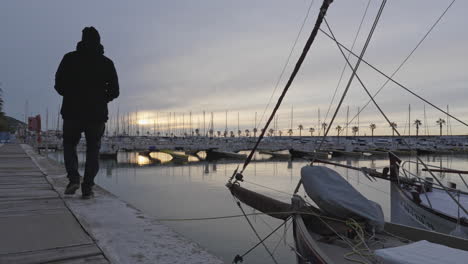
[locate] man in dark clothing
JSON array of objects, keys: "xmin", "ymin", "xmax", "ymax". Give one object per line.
[{"xmin": 55, "ymin": 27, "xmax": 119, "ymax": 199}]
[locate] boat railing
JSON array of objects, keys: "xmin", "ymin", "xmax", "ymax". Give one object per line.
[
  {"xmin": 401, "ymin": 160, "xmax": 468, "ymax": 190},
  {"xmin": 400, "ymin": 161, "xmax": 468, "ymax": 220}
]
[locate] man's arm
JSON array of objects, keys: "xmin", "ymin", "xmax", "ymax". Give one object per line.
[
  {"xmin": 54, "ymin": 54, "xmax": 70, "ymax": 96},
  {"xmin": 106, "ymin": 61, "xmax": 120, "ymax": 102}
]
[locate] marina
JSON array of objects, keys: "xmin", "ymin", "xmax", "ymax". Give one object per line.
[{"xmin": 2, "ymin": 0, "xmax": 468, "ymax": 263}]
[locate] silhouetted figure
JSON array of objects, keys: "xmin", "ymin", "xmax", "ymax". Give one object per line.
[{"xmin": 55, "ymin": 27, "xmax": 119, "ymax": 199}]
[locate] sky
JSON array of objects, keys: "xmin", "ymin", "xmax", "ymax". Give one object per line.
[{"xmin": 1, "ymin": 0, "xmax": 467, "ymax": 136}]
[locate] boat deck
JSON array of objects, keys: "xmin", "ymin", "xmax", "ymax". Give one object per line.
[{"xmin": 404, "ymin": 188, "xmax": 468, "ymax": 219}]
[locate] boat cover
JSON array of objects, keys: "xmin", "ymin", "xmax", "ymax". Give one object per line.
[
  {"xmin": 301, "ymin": 165, "xmax": 385, "ymax": 231},
  {"xmin": 375, "ymin": 240, "xmax": 468, "ymax": 264}
]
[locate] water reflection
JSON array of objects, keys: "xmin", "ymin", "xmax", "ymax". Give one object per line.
[{"xmin": 48, "ymin": 151, "xmax": 468, "ymax": 264}]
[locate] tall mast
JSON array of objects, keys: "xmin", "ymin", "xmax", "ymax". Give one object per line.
[
  {"xmin": 423, "ymin": 104, "xmax": 428, "ymax": 136},
  {"xmin": 357, "ymin": 106, "xmax": 360, "ymax": 137},
  {"xmin": 203, "ymin": 110, "xmax": 206, "ymax": 136},
  {"xmin": 346, "ymin": 106, "xmax": 349, "ymax": 137},
  {"xmin": 408, "ymin": 104, "xmax": 411, "ymax": 137}
]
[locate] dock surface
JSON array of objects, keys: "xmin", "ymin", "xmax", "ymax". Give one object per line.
[
  {"xmin": 0, "ymin": 143, "xmax": 108, "ymax": 263},
  {"xmin": 0, "ymin": 144, "xmax": 223, "ymax": 264}
]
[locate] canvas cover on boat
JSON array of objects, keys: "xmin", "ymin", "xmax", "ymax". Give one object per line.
[
  {"xmin": 301, "ymin": 165, "xmax": 385, "ymax": 230},
  {"xmin": 375, "ymin": 240, "xmax": 468, "ymax": 264}
]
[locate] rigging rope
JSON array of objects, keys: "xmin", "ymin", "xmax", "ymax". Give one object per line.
[
  {"xmin": 233, "ymin": 0, "xmax": 334, "ymax": 179},
  {"xmin": 336, "ymin": 0, "xmax": 457, "ymax": 132},
  {"xmin": 234, "ymin": 200, "xmax": 280, "ymax": 264},
  {"xmin": 315, "ymin": 0, "xmax": 387, "ymax": 154},
  {"xmin": 256, "ymin": 0, "xmax": 316, "ymax": 130},
  {"xmin": 317, "ymin": 9, "xmax": 467, "ymax": 129},
  {"xmin": 324, "ymin": 18, "xmax": 468, "ymax": 217},
  {"xmin": 323, "ymin": 0, "xmax": 371, "ymax": 123},
  {"xmin": 233, "ymin": 216, "xmax": 291, "ymax": 263}
]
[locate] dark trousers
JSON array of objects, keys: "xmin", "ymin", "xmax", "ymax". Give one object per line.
[{"xmin": 63, "ymin": 119, "xmax": 105, "ymax": 188}]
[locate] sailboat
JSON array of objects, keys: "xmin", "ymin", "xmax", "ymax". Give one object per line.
[{"xmin": 226, "ymin": 0, "xmax": 468, "ymax": 263}]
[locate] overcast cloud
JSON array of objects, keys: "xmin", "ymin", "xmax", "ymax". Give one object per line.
[{"xmin": 1, "ymin": 0, "xmax": 467, "ymax": 135}]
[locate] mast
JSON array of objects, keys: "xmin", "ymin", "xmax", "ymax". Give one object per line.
[
  {"xmin": 357, "ymin": 106, "xmax": 360, "ymax": 137},
  {"xmin": 203, "ymin": 110, "xmax": 206, "ymax": 136},
  {"xmin": 408, "ymin": 104, "xmax": 411, "ymax": 137},
  {"xmin": 225, "ymin": 110, "xmax": 228, "ymax": 135},
  {"xmin": 424, "ymin": 104, "xmax": 428, "ymax": 136},
  {"xmin": 237, "ymin": 112, "xmax": 240, "ymax": 137},
  {"xmin": 116, "ymin": 105, "xmax": 120, "ymax": 136},
  {"xmin": 346, "ymin": 105, "xmax": 349, "ymax": 137}
]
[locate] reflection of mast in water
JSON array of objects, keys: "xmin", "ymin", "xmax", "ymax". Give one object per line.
[
  {"xmin": 204, "ymin": 163, "xmax": 209, "ymax": 174},
  {"xmin": 254, "ymin": 161, "xmax": 257, "ymax": 177},
  {"xmin": 212, "ymin": 162, "xmax": 217, "ymax": 172},
  {"xmin": 287, "ymin": 160, "xmax": 292, "ymax": 169}
]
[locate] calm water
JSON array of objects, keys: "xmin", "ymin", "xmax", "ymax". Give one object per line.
[{"xmin": 49, "ymin": 151, "xmax": 468, "ymax": 263}]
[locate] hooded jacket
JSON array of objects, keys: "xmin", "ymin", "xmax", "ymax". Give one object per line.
[{"xmin": 55, "ymin": 41, "xmax": 119, "ymax": 122}]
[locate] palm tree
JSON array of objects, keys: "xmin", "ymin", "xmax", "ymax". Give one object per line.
[
  {"xmin": 230, "ymin": 131, "xmax": 234, "ymax": 137},
  {"xmin": 216, "ymin": 130, "xmax": 221, "ymax": 137},
  {"xmin": 209, "ymin": 128, "xmax": 214, "ymax": 137},
  {"xmin": 335, "ymin": 125, "xmax": 342, "ymax": 143},
  {"xmin": 413, "ymin": 119, "xmax": 422, "ymax": 137},
  {"xmin": 278, "ymin": 130, "xmax": 283, "ymax": 137},
  {"xmin": 321, "ymin": 122, "xmax": 328, "ymax": 136},
  {"xmin": 287, "ymin": 129, "xmax": 293, "ymax": 137},
  {"xmin": 352, "ymin": 126, "xmax": 359, "ymax": 137},
  {"xmin": 195, "ymin": 128, "xmax": 200, "ymax": 136},
  {"xmin": 237, "ymin": 129, "xmax": 242, "ymax": 137},
  {"xmin": 298, "ymin": 124, "xmax": 303, "ymax": 137},
  {"xmin": 436, "ymin": 118, "xmax": 445, "ymax": 136},
  {"xmin": 369, "ymin": 123, "xmax": 376, "ymax": 141},
  {"xmin": 389, "ymin": 122, "xmax": 397, "ymax": 137},
  {"xmin": 268, "ymin": 128, "xmax": 274, "ymax": 137},
  {"xmin": 223, "ymin": 130, "xmax": 228, "ymax": 137},
  {"xmin": 253, "ymin": 127, "xmax": 258, "ymax": 138},
  {"xmin": 309, "ymin": 127, "xmax": 315, "ymax": 137},
  {"xmin": 244, "ymin": 129, "xmax": 250, "ymax": 137}
]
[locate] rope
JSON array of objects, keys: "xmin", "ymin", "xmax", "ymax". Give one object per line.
[
  {"xmin": 235, "ymin": 200, "xmax": 280, "ymax": 264},
  {"xmin": 324, "ymin": 18, "xmax": 468, "ymax": 217},
  {"xmin": 233, "ymin": 216, "xmax": 290, "ymax": 263},
  {"xmin": 154, "ymin": 211, "xmax": 296, "ymax": 222},
  {"xmin": 243, "ymin": 179, "xmax": 295, "ymax": 197},
  {"xmin": 318, "ymin": 10, "xmax": 468, "ymax": 129},
  {"xmin": 315, "ymin": 0, "xmax": 387, "ymax": 155},
  {"xmin": 339, "ymin": 0, "xmax": 457, "ymax": 132},
  {"xmin": 324, "ymin": 0, "xmax": 371, "ymax": 123},
  {"xmin": 256, "ymin": 0, "xmax": 316, "ymax": 130},
  {"xmin": 237, "ymin": 0, "xmax": 334, "ymax": 176}
]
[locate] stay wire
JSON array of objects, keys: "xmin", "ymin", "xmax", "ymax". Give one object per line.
[
  {"xmin": 324, "ymin": 18, "xmax": 468, "ymax": 217},
  {"xmin": 234, "ymin": 199, "xmax": 281, "ymax": 264},
  {"xmin": 238, "ymin": 0, "xmax": 334, "ymax": 176},
  {"xmin": 256, "ymin": 0, "xmax": 315, "ymax": 129},
  {"xmin": 233, "ymin": 216, "xmax": 291, "ymax": 263},
  {"xmin": 323, "ymin": 0, "xmax": 371, "ymax": 122},
  {"xmin": 317, "ymin": 4, "xmax": 467, "ymax": 128},
  {"xmin": 316, "ymin": 0, "xmax": 387, "ymax": 154},
  {"xmin": 339, "ymin": 0, "xmax": 457, "ymax": 132}
]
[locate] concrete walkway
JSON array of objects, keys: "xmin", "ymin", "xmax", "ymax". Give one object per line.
[
  {"xmin": 0, "ymin": 143, "xmax": 108, "ymax": 263},
  {"xmin": 0, "ymin": 144, "xmax": 223, "ymax": 264}
]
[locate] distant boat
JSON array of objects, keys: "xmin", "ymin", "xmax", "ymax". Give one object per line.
[{"xmin": 99, "ymin": 142, "xmax": 118, "ymax": 159}]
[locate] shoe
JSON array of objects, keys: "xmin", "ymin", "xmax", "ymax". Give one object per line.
[
  {"xmin": 81, "ymin": 186, "xmax": 94, "ymax": 199},
  {"xmin": 64, "ymin": 183, "xmax": 80, "ymax": 195}
]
